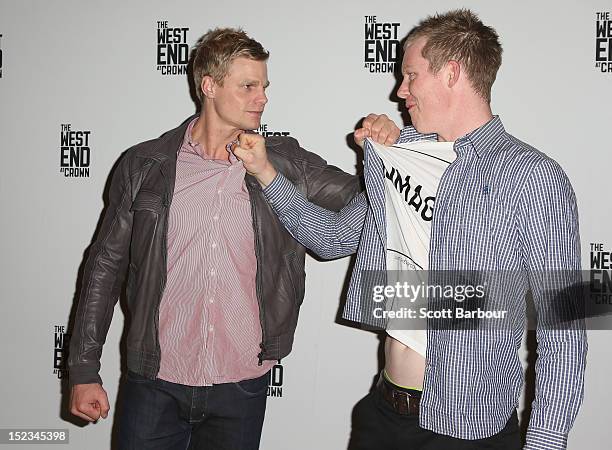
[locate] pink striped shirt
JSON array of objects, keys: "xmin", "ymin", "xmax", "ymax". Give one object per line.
[{"xmin": 157, "ymin": 117, "xmax": 274, "ymax": 386}]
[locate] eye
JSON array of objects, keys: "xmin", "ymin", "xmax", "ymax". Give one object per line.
[{"xmin": 407, "ymin": 73, "xmax": 416, "ymax": 81}]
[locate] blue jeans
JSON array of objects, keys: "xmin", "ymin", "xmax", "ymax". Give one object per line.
[{"xmin": 117, "ymin": 370, "xmax": 269, "ymax": 450}]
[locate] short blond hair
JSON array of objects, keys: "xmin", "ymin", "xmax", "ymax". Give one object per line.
[
  {"xmin": 405, "ymin": 9, "xmax": 502, "ymax": 103},
  {"xmin": 191, "ymin": 28, "xmax": 269, "ymax": 103}
]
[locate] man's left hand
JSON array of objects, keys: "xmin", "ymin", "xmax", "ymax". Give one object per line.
[{"xmin": 354, "ymin": 113, "xmax": 400, "ymax": 148}]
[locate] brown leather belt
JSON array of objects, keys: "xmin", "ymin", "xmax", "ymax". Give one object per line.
[{"xmin": 376, "ymin": 373, "xmax": 421, "ymax": 416}]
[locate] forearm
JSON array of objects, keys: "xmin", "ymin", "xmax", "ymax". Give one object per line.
[{"xmin": 263, "ymin": 172, "xmax": 366, "ymax": 259}]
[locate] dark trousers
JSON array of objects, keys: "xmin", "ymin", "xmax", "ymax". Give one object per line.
[
  {"xmin": 348, "ymin": 384, "xmax": 520, "ymax": 450},
  {"xmin": 117, "ymin": 370, "xmax": 269, "ymax": 450}
]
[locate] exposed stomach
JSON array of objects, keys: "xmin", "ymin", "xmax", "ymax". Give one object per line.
[{"xmin": 384, "ymin": 335, "xmax": 425, "ymax": 389}]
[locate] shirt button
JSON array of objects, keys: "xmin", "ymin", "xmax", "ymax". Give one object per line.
[
  {"xmin": 211, "ymin": 242, "xmax": 217, "ymax": 249},
  {"xmin": 209, "ymin": 298, "xmax": 214, "ymax": 304},
  {"xmin": 217, "ymin": 189, "xmax": 223, "ymax": 194},
  {"xmin": 208, "ymin": 325, "xmax": 214, "ymax": 332},
  {"xmin": 213, "ymin": 215, "xmax": 219, "ymax": 221},
  {"xmin": 210, "ymin": 269, "xmax": 216, "ymax": 276}
]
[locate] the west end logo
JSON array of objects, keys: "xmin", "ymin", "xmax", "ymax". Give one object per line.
[
  {"xmin": 53, "ymin": 325, "xmax": 70, "ymax": 379},
  {"xmin": 364, "ymin": 16, "xmax": 400, "ymax": 73},
  {"xmin": 59, "ymin": 124, "xmax": 91, "ymax": 178},
  {"xmin": 157, "ymin": 21, "xmax": 189, "ymax": 75},
  {"xmin": 267, "ymin": 362, "xmax": 284, "ymax": 398},
  {"xmin": 256, "ymin": 123, "xmax": 290, "ymax": 137},
  {"xmin": 0, "ymin": 34, "xmax": 3, "ymax": 78},
  {"xmin": 595, "ymin": 12, "xmax": 612, "ymax": 73}
]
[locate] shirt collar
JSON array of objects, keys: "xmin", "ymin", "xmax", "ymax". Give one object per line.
[
  {"xmin": 181, "ymin": 115, "xmax": 239, "ymax": 163},
  {"xmin": 454, "ymin": 115, "xmax": 506, "ymax": 158},
  {"xmin": 181, "ymin": 116, "xmax": 200, "ymax": 153}
]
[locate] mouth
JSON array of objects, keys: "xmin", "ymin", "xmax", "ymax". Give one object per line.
[{"xmin": 406, "ymin": 103, "xmax": 416, "ymax": 111}]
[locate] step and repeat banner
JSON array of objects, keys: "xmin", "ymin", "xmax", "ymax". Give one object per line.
[{"xmin": 1, "ymin": 0, "xmax": 610, "ymax": 448}]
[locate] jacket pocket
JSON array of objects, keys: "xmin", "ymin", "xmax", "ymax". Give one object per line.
[
  {"xmin": 126, "ymin": 262, "xmax": 137, "ymax": 301},
  {"xmin": 129, "ymin": 190, "xmax": 164, "ymax": 266},
  {"xmin": 284, "ymin": 250, "xmax": 305, "ymax": 306},
  {"xmin": 130, "ymin": 189, "xmax": 164, "ymax": 213}
]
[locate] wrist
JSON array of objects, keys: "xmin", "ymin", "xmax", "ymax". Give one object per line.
[{"xmin": 256, "ymin": 163, "xmax": 277, "ymax": 188}]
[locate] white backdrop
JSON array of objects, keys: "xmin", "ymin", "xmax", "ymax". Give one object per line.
[{"xmin": 1, "ymin": 0, "xmax": 610, "ymax": 448}]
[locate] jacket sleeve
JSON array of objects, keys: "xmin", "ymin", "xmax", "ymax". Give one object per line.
[
  {"xmin": 68, "ymin": 154, "xmax": 134, "ymax": 386},
  {"xmin": 298, "ymin": 145, "xmax": 361, "ymax": 211}
]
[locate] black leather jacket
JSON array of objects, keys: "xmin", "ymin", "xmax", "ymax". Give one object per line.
[{"xmin": 68, "ymin": 116, "xmax": 360, "ymax": 386}]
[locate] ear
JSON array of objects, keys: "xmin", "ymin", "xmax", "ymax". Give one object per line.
[
  {"xmin": 201, "ymin": 75, "xmax": 216, "ymax": 99},
  {"xmin": 445, "ymin": 60, "xmax": 461, "ymax": 88}
]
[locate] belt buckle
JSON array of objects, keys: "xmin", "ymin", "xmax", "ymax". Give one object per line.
[
  {"xmin": 392, "ymin": 389, "xmax": 409, "ymax": 415},
  {"xmin": 394, "ymin": 387, "xmax": 419, "ymax": 416},
  {"xmin": 378, "ymin": 374, "xmax": 420, "ymax": 416},
  {"xmin": 407, "ymin": 392, "xmax": 420, "ymax": 416}
]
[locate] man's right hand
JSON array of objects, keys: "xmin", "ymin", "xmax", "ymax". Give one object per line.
[
  {"xmin": 232, "ymin": 132, "xmax": 278, "ymax": 188},
  {"xmin": 70, "ymin": 383, "xmax": 110, "ymax": 422},
  {"xmin": 354, "ymin": 113, "xmax": 401, "ymax": 148}
]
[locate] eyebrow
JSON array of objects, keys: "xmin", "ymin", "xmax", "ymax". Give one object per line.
[
  {"xmin": 402, "ymin": 64, "xmax": 419, "ymax": 74},
  {"xmin": 244, "ymin": 79, "xmax": 270, "ymax": 88}
]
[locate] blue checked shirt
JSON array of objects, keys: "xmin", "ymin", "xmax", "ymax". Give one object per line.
[{"xmin": 263, "ymin": 117, "xmax": 586, "ymax": 449}]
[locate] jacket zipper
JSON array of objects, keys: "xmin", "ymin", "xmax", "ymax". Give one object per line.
[
  {"xmin": 154, "ymin": 161, "xmax": 171, "ymax": 374},
  {"xmin": 247, "ymin": 181, "xmax": 267, "ymax": 365}
]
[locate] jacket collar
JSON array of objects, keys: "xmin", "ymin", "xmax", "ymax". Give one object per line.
[{"xmin": 147, "ymin": 114, "xmax": 198, "ymax": 163}]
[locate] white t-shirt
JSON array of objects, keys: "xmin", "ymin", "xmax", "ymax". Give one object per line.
[{"xmin": 369, "ymin": 140, "xmax": 456, "ymax": 356}]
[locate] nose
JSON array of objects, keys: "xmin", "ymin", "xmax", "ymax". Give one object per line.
[
  {"xmin": 396, "ymin": 76, "xmax": 409, "ymax": 99},
  {"xmin": 257, "ymin": 88, "xmax": 268, "ymax": 107}
]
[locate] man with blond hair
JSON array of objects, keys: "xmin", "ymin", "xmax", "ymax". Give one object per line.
[
  {"xmin": 67, "ymin": 27, "xmax": 397, "ymax": 449},
  {"xmin": 236, "ymin": 9, "xmax": 586, "ymax": 450}
]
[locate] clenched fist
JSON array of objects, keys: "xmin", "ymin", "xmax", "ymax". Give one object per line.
[
  {"xmin": 70, "ymin": 383, "xmax": 110, "ymax": 422},
  {"xmin": 354, "ymin": 113, "xmax": 401, "ymax": 148},
  {"xmin": 232, "ymin": 133, "xmax": 278, "ymax": 187}
]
